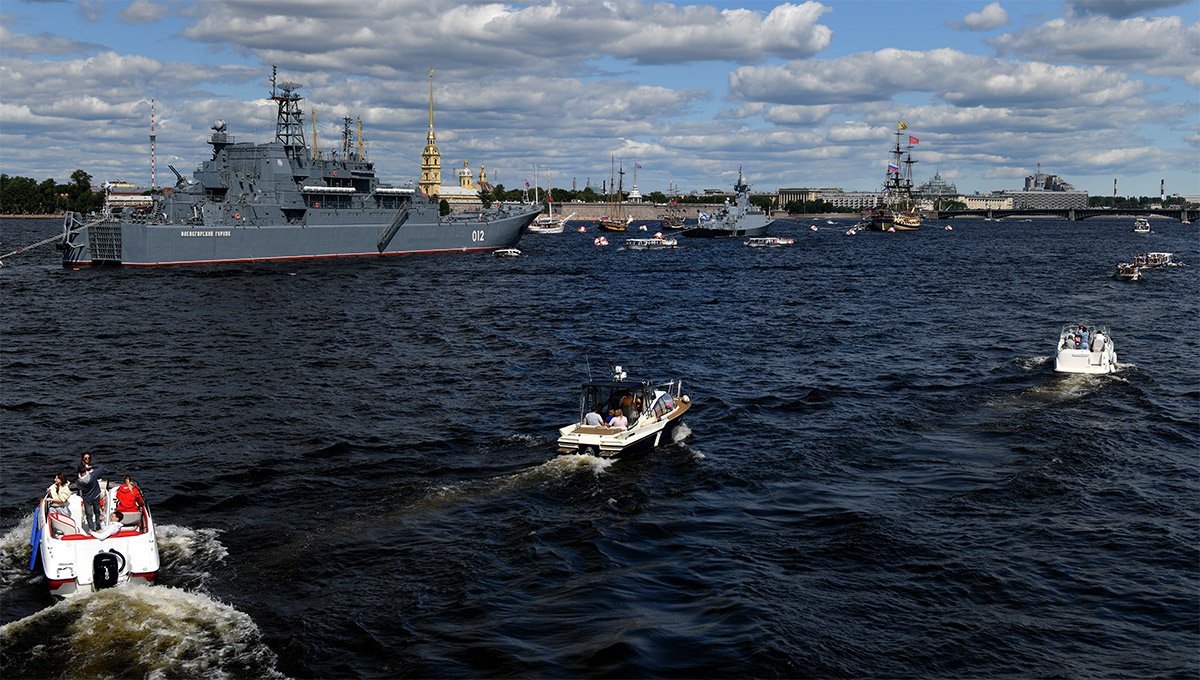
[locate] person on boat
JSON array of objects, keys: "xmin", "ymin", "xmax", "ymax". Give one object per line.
[
  {"xmin": 606, "ymin": 408, "xmax": 628, "ymax": 430},
  {"xmin": 1061, "ymin": 336, "xmax": 1076, "ymax": 350},
  {"xmin": 1077, "ymin": 326, "xmax": 1090, "ymax": 349},
  {"xmin": 583, "ymin": 405, "xmax": 605, "ymax": 427},
  {"xmin": 77, "ymin": 462, "xmax": 106, "ymax": 533},
  {"xmin": 94, "ymin": 511, "xmax": 125, "ymax": 541},
  {"xmin": 115, "ymin": 476, "xmax": 144, "ymax": 526},
  {"xmin": 45, "ymin": 472, "xmax": 72, "ymax": 515}
]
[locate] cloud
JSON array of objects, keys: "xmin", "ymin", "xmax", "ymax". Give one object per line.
[
  {"xmin": 948, "ymin": 2, "xmax": 1009, "ymax": 31},
  {"xmin": 1066, "ymin": 0, "xmax": 1190, "ymax": 19},
  {"xmin": 729, "ymin": 48, "xmax": 1144, "ymax": 108},
  {"xmin": 992, "ymin": 15, "xmax": 1200, "ymax": 86},
  {"xmin": 119, "ymin": 0, "xmax": 168, "ymax": 24},
  {"xmin": 180, "ymin": 0, "xmax": 835, "ymax": 76},
  {"xmin": 0, "ymin": 25, "xmax": 105, "ymax": 56}
]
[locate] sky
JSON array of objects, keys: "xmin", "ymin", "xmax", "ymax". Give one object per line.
[{"xmin": 1, "ymin": 0, "xmax": 1197, "ymax": 198}]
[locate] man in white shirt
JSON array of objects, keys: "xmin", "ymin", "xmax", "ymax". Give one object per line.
[{"xmin": 94, "ymin": 512, "xmax": 126, "ymax": 540}]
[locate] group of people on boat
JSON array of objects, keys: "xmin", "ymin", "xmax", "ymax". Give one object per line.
[
  {"xmin": 43, "ymin": 451, "xmax": 145, "ymax": 538},
  {"xmin": 581, "ymin": 390, "xmax": 645, "ymax": 430},
  {"xmin": 1061, "ymin": 324, "xmax": 1107, "ymax": 352}
]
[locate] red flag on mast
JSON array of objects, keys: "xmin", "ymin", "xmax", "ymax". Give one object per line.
[{"xmin": 908, "ymin": 135, "xmax": 920, "ymax": 145}]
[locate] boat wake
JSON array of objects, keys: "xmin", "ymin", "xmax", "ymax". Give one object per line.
[
  {"xmin": 0, "ymin": 586, "xmax": 284, "ymax": 679},
  {"xmin": 435, "ymin": 453, "xmax": 615, "ymax": 501},
  {"xmin": 0, "ymin": 519, "xmax": 282, "ymax": 678}
]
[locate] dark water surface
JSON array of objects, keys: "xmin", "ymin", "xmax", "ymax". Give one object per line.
[{"xmin": 1, "ymin": 216, "xmax": 1197, "ymax": 678}]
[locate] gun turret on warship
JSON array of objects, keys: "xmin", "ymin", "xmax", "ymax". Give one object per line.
[{"xmin": 60, "ymin": 71, "xmax": 540, "ymax": 267}]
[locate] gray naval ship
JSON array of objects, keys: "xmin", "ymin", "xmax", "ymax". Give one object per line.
[
  {"xmin": 681, "ymin": 167, "xmax": 773, "ymax": 238},
  {"xmin": 61, "ymin": 76, "xmax": 539, "ymax": 268}
]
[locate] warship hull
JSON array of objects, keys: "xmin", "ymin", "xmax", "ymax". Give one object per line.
[
  {"xmin": 63, "ymin": 210, "xmax": 538, "ymax": 267},
  {"xmin": 681, "ymin": 215, "xmax": 771, "ymax": 238}
]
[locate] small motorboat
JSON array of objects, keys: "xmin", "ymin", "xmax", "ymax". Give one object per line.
[
  {"xmin": 493, "ymin": 248, "xmax": 521, "ymax": 257},
  {"xmin": 1141, "ymin": 252, "xmax": 1175, "ymax": 268},
  {"xmin": 845, "ymin": 228, "xmax": 857, "ymax": 236},
  {"xmin": 944, "ymin": 225, "xmax": 953, "ymax": 231},
  {"xmin": 557, "ymin": 365, "xmax": 691, "ymax": 457},
  {"xmin": 809, "ymin": 225, "xmax": 818, "ymax": 231},
  {"xmin": 1054, "ymin": 323, "xmax": 1117, "ymax": 374},
  {"xmin": 1114, "ymin": 262, "xmax": 1141, "ymax": 281},
  {"xmin": 1133, "ymin": 217, "xmax": 1151, "ymax": 233},
  {"xmin": 30, "ymin": 482, "xmax": 160, "ymax": 597},
  {"xmin": 625, "ymin": 237, "xmax": 678, "ymax": 250},
  {"xmin": 745, "ymin": 236, "xmax": 795, "ymax": 247}
]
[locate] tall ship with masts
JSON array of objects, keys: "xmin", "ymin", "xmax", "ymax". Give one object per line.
[
  {"xmin": 60, "ymin": 69, "xmax": 540, "ymax": 267},
  {"xmin": 598, "ymin": 158, "xmax": 631, "ymax": 232},
  {"xmin": 862, "ymin": 123, "xmax": 922, "ymax": 232}
]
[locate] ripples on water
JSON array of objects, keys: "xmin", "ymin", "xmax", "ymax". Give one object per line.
[{"xmin": 1, "ymin": 217, "xmax": 1197, "ymax": 678}]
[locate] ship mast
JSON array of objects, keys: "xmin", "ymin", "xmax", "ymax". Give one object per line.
[{"xmin": 270, "ymin": 66, "xmax": 307, "ymax": 161}]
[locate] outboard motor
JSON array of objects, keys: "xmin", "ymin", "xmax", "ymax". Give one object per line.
[{"xmin": 92, "ymin": 551, "xmax": 125, "ymax": 590}]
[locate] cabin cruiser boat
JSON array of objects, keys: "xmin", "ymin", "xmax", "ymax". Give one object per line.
[
  {"xmin": 1114, "ymin": 263, "xmax": 1141, "ymax": 281},
  {"xmin": 1132, "ymin": 217, "xmax": 1151, "ymax": 233},
  {"xmin": 745, "ymin": 236, "xmax": 795, "ymax": 247},
  {"xmin": 557, "ymin": 366, "xmax": 690, "ymax": 457},
  {"xmin": 29, "ymin": 483, "xmax": 160, "ymax": 597},
  {"xmin": 1134, "ymin": 252, "xmax": 1175, "ymax": 268},
  {"xmin": 624, "ymin": 236, "xmax": 678, "ymax": 250},
  {"xmin": 1054, "ymin": 323, "xmax": 1117, "ymax": 374}
]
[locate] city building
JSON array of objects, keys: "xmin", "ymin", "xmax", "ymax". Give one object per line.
[
  {"xmin": 915, "ymin": 172, "xmax": 957, "ymax": 197},
  {"xmin": 418, "ymin": 70, "xmax": 490, "ymax": 207},
  {"xmin": 961, "ymin": 195, "xmax": 1014, "ymax": 210}
]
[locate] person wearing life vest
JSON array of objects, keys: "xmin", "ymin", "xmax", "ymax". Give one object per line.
[{"xmin": 115, "ymin": 476, "xmax": 145, "ymax": 526}]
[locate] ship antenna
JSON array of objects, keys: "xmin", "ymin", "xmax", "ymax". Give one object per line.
[{"xmin": 149, "ymin": 98, "xmax": 156, "ymax": 191}]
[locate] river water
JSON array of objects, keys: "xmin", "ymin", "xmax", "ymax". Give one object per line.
[{"xmin": 1, "ymin": 216, "xmax": 1196, "ymax": 678}]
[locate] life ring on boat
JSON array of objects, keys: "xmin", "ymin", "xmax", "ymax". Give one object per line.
[
  {"xmin": 314, "ymin": 202, "xmax": 320, "ymax": 208},
  {"xmin": 233, "ymin": 212, "xmax": 241, "ymax": 220}
]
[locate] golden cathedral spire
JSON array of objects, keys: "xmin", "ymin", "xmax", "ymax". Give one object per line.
[{"xmin": 419, "ymin": 68, "xmax": 441, "ymax": 197}]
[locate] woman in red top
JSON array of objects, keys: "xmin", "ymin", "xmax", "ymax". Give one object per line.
[{"xmin": 115, "ymin": 476, "xmax": 144, "ymax": 525}]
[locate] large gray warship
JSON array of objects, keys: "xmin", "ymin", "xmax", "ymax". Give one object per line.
[
  {"xmin": 681, "ymin": 167, "xmax": 773, "ymax": 238},
  {"xmin": 61, "ymin": 74, "xmax": 539, "ymax": 267}
]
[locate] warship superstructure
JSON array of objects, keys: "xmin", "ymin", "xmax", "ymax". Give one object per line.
[
  {"xmin": 61, "ymin": 72, "xmax": 539, "ymax": 267},
  {"xmin": 681, "ymin": 168, "xmax": 772, "ymax": 238}
]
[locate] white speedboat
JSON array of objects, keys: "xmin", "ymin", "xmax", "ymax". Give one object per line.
[
  {"xmin": 1054, "ymin": 323, "xmax": 1117, "ymax": 374},
  {"xmin": 745, "ymin": 236, "xmax": 795, "ymax": 247},
  {"xmin": 493, "ymin": 248, "xmax": 521, "ymax": 257},
  {"xmin": 625, "ymin": 237, "xmax": 678, "ymax": 250},
  {"xmin": 1132, "ymin": 217, "xmax": 1151, "ymax": 233},
  {"xmin": 30, "ymin": 484, "xmax": 160, "ymax": 597},
  {"xmin": 557, "ymin": 365, "xmax": 691, "ymax": 457},
  {"xmin": 527, "ymin": 211, "xmax": 576, "ymax": 234},
  {"xmin": 1135, "ymin": 252, "xmax": 1175, "ymax": 268}
]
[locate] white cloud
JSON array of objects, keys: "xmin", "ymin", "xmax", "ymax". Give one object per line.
[
  {"xmin": 119, "ymin": 0, "xmax": 168, "ymax": 24},
  {"xmin": 992, "ymin": 15, "xmax": 1200, "ymax": 86},
  {"xmin": 949, "ymin": 2, "xmax": 1009, "ymax": 31},
  {"xmin": 729, "ymin": 48, "xmax": 1143, "ymax": 108},
  {"xmin": 1067, "ymin": 0, "xmax": 1190, "ymax": 19}
]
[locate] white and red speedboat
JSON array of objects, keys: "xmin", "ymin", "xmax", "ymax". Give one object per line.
[{"xmin": 29, "ymin": 483, "xmax": 160, "ymax": 597}]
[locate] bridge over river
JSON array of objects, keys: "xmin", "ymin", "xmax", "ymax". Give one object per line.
[{"xmin": 932, "ymin": 207, "xmax": 1197, "ymax": 222}]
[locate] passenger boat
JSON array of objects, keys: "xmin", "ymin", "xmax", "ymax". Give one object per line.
[
  {"xmin": 1054, "ymin": 323, "xmax": 1117, "ymax": 374},
  {"xmin": 526, "ymin": 189, "xmax": 576, "ymax": 234},
  {"xmin": 30, "ymin": 483, "xmax": 160, "ymax": 597},
  {"xmin": 624, "ymin": 236, "xmax": 678, "ymax": 250},
  {"xmin": 493, "ymin": 248, "xmax": 521, "ymax": 257},
  {"xmin": 745, "ymin": 236, "xmax": 795, "ymax": 247},
  {"xmin": 1134, "ymin": 252, "xmax": 1174, "ymax": 268},
  {"xmin": 1132, "ymin": 217, "xmax": 1151, "ymax": 233},
  {"xmin": 1114, "ymin": 263, "xmax": 1140, "ymax": 281},
  {"xmin": 557, "ymin": 365, "xmax": 691, "ymax": 457}
]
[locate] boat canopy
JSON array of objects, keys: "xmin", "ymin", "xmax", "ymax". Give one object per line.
[{"xmin": 577, "ymin": 376, "xmax": 681, "ymax": 427}]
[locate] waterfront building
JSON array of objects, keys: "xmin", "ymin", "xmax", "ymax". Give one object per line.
[
  {"xmin": 818, "ymin": 190, "xmax": 883, "ymax": 210},
  {"xmin": 418, "ymin": 70, "xmax": 491, "ymax": 208},
  {"xmin": 915, "ymin": 172, "xmax": 957, "ymax": 197},
  {"xmin": 961, "ymin": 195, "xmax": 1014, "ymax": 210}
]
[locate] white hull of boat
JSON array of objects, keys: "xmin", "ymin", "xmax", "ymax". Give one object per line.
[{"xmin": 557, "ymin": 400, "xmax": 690, "ymax": 457}]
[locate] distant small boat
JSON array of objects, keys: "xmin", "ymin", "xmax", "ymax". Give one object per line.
[
  {"xmin": 1114, "ymin": 263, "xmax": 1140, "ymax": 281},
  {"xmin": 1133, "ymin": 217, "xmax": 1151, "ymax": 233},
  {"xmin": 745, "ymin": 236, "xmax": 795, "ymax": 248},
  {"xmin": 1134, "ymin": 252, "xmax": 1175, "ymax": 269},
  {"xmin": 809, "ymin": 225, "xmax": 818, "ymax": 231},
  {"xmin": 845, "ymin": 228, "xmax": 857, "ymax": 236},
  {"xmin": 826, "ymin": 219, "xmax": 835, "ymax": 225},
  {"xmin": 494, "ymin": 248, "xmax": 521, "ymax": 257},
  {"xmin": 625, "ymin": 237, "xmax": 677, "ymax": 250},
  {"xmin": 944, "ymin": 225, "xmax": 953, "ymax": 231}
]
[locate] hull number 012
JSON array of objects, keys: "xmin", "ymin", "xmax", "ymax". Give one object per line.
[{"xmin": 471, "ymin": 230, "xmax": 486, "ymax": 242}]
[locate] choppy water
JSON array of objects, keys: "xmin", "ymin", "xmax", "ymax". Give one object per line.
[{"xmin": 1, "ymin": 216, "xmax": 1197, "ymax": 678}]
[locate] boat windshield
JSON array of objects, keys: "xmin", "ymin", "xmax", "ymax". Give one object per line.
[{"xmin": 1059, "ymin": 323, "xmax": 1109, "ymax": 340}]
